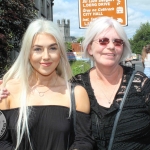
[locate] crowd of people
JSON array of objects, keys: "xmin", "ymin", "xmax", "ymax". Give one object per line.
[{"xmin": 0, "ymin": 16, "xmax": 150, "ymax": 150}]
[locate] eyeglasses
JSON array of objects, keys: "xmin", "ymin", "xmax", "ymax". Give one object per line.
[{"xmin": 96, "ymin": 38, "xmax": 124, "ymax": 46}]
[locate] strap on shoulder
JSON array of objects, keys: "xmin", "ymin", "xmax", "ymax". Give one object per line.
[
  {"xmin": 71, "ymin": 84, "xmax": 76, "ymax": 134},
  {"xmin": 67, "ymin": 84, "xmax": 77, "ymax": 150},
  {"xmin": 108, "ymin": 70, "xmax": 136, "ymax": 150}
]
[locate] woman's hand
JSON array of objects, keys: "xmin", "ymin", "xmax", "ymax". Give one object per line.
[{"xmin": 0, "ymin": 80, "xmax": 10, "ymax": 101}]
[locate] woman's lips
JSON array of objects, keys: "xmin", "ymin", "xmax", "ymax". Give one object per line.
[{"xmin": 40, "ymin": 62, "xmax": 52, "ymax": 67}]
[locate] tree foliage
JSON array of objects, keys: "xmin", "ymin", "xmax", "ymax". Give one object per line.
[
  {"xmin": 77, "ymin": 37, "xmax": 84, "ymax": 43},
  {"xmin": 129, "ymin": 22, "xmax": 150, "ymax": 54},
  {"xmin": 65, "ymin": 42, "xmax": 72, "ymax": 51},
  {"xmin": 0, "ymin": 0, "xmax": 37, "ymax": 75}
]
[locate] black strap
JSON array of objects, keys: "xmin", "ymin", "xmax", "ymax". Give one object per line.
[
  {"xmin": 67, "ymin": 84, "xmax": 76, "ymax": 150},
  {"xmin": 108, "ymin": 70, "xmax": 136, "ymax": 150},
  {"xmin": 71, "ymin": 84, "xmax": 76, "ymax": 134}
]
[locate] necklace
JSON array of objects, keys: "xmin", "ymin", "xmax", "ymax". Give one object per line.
[
  {"xmin": 97, "ymin": 70, "xmax": 120, "ymax": 105},
  {"xmin": 32, "ymin": 75, "xmax": 58, "ymax": 97},
  {"xmin": 102, "ymin": 83, "xmax": 118, "ymax": 104},
  {"xmin": 35, "ymin": 87, "xmax": 50, "ymax": 97}
]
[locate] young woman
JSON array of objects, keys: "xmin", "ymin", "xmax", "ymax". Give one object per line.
[{"xmin": 0, "ymin": 18, "xmax": 94, "ymax": 150}]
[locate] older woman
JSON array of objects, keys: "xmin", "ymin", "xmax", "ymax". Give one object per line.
[{"xmin": 74, "ymin": 17, "xmax": 150, "ymax": 150}]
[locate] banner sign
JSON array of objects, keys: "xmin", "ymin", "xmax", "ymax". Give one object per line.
[{"xmin": 79, "ymin": 0, "xmax": 127, "ymax": 28}]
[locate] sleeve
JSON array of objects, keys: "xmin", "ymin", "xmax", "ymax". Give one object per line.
[
  {"xmin": 0, "ymin": 129, "xmax": 15, "ymax": 150},
  {"xmin": 0, "ymin": 111, "xmax": 15, "ymax": 150},
  {"xmin": 69, "ymin": 112, "xmax": 95, "ymax": 150},
  {"xmin": 0, "ymin": 139, "xmax": 14, "ymax": 150},
  {"xmin": 142, "ymin": 78, "xmax": 150, "ymax": 114}
]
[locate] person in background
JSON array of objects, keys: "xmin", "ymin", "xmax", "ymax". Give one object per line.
[
  {"xmin": 0, "ymin": 18, "xmax": 94, "ymax": 150},
  {"xmin": 73, "ymin": 17, "xmax": 150, "ymax": 150},
  {"xmin": 142, "ymin": 44, "xmax": 150, "ymax": 78}
]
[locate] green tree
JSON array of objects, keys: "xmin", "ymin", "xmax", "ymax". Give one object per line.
[
  {"xmin": 77, "ymin": 37, "xmax": 84, "ymax": 43},
  {"xmin": 0, "ymin": 0, "xmax": 37, "ymax": 76},
  {"xmin": 129, "ymin": 22, "xmax": 150, "ymax": 54},
  {"xmin": 65, "ymin": 42, "xmax": 72, "ymax": 51}
]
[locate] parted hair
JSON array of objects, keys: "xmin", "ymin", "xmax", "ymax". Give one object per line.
[
  {"xmin": 2, "ymin": 18, "xmax": 72, "ymax": 149},
  {"xmin": 82, "ymin": 16, "xmax": 132, "ymax": 63}
]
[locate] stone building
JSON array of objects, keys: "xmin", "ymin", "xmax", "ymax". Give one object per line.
[
  {"xmin": 34, "ymin": 1, "xmax": 72, "ymax": 42},
  {"xmin": 57, "ymin": 19, "xmax": 72, "ymax": 42},
  {"xmin": 34, "ymin": 0, "xmax": 54, "ymax": 20}
]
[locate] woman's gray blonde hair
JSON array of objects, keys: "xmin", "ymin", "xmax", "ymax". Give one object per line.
[{"xmin": 82, "ymin": 16, "xmax": 132, "ymax": 63}]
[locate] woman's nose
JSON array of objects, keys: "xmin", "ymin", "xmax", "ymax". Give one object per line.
[
  {"xmin": 107, "ymin": 40, "xmax": 115, "ymax": 49},
  {"xmin": 42, "ymin": 49, "xmax": 50, "ymax": 59}
]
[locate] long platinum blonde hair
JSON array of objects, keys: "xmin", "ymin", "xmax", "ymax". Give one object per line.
[
  {"xmin": 2, "ymin": 18, "xmax": 73, "ymax": 149},
  {"xmin": 82, "ymin": 16, "xmax": 132, "ymax": 63}
]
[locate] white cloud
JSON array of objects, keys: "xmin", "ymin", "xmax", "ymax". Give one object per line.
[{"xmin": 53, "ymin": 0, "xmax": 150, "ymax": 39}]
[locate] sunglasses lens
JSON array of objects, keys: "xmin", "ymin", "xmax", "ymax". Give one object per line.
[
  {"xmin": 114, "ymin": 39, "xmax": 124, "ymax": 46},
  {"xmin": 98, "ymin": 38, "xmax": 123, "ymax": 46},
  {"xmin": 99, "ymin": 38, "xmax": 109, "ymax": 45}
]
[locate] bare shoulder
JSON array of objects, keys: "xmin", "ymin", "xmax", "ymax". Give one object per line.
[
  {"xmin": 0, "ymin": 79, "xmax": 20, "ymax": 110},
  {"xmin": 5, "ymin": 79, "xmax": 21, "ymax": 93},
  {"xmin": 74, "ymin": 85, "xmax": 90, "ymax": 114}
]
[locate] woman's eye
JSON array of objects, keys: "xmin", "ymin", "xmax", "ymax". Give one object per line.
[
  {"xmin": 34, "ymin": 48, "xmax": 41, "ymax": 51},
  {"xmin": 50, "ymin": 47, "xmax": 57, "ymax": 50}
]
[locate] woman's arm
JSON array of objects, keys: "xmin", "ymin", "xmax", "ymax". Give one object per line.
[
  {"xmin": 0, "ymin": 80, "xmax": 15, "ymax": 149},
  {"xmin": 142, "ymin": 76, "xmax": 150, "ymax": 113},
  {"xmin": 69, "ymin": 85, "xmax": 95, "ymax": 150},
  {"xmin": 0, "ymin": 110, "xmax": 15, "ymax": 150}
]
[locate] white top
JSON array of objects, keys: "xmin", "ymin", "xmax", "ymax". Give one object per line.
[{"xmin": 144, "ymin": 53, "xmax": 150, "ymax": 67}]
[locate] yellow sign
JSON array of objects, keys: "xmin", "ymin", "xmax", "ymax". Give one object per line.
[{"xmin": 79, "ymin": 0, "xmax": 127, "ymax": 28}]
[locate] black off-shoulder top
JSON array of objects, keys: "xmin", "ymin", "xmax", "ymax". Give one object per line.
[{"xmin": 0, "ymin": 105, "xmax": 94, "ymax": 150}]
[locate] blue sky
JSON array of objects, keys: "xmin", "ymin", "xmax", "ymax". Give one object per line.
[{"xmin": 53, "ymin": 0, "xmax": 150, "ymax": 39}]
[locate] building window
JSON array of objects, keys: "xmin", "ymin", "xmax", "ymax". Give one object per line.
[
  {"xmin": 41, "ymin": 0, "xmax": 44, "ymax": 15},
  {"xmin": 47, "ymin": 2, "xmax": 50, "ymax": 19}
]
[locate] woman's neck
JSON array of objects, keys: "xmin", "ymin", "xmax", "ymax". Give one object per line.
[
  {"xmin": 30, "ymin": 71, "xmax": 58, "ymax": 87},
  {"xmin": 94, "ymin": 65, "xmax": 123, "ymax": 83}
]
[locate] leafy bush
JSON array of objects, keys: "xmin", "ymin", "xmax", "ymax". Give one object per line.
[{"xmin": 0, "ymin": 0, "xmax": 37, "ymax": 75}]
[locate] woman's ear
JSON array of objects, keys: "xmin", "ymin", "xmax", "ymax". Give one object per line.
[{"xmin": 87, "ymin": 43, "xmax": 93, "ymax": 56}]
